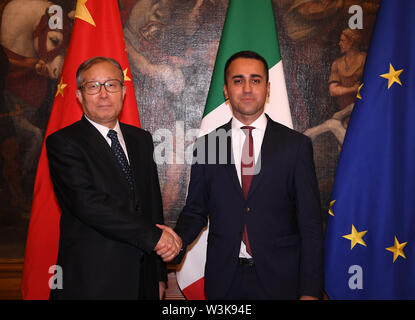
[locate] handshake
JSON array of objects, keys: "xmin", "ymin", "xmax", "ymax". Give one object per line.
[{"xmin": 153, "ymin": 224, "xmax": 182, "ymax": 262}]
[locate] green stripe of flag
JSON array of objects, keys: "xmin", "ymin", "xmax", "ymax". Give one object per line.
[{"xmin": 204, "ymin": 0, "xmax": 282, "ymax": 117}]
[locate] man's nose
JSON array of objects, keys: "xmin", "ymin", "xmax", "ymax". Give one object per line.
[
  {"xmin": 243, "ymin": 81, "xmax": 252, "ymax": 92},
  {"xmin": 98, "ymin": 85, "xmax": 109, "ymax": 98}
]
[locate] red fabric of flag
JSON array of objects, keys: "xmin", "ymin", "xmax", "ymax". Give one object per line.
[{"xmin": 21, "ymin": 0, "xmax": 140, "ymax": 299}]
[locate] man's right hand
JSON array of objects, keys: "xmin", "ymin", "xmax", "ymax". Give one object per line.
[{"xmin": 154, "ymin": 224, "xmax": 182, "ymax": 262}]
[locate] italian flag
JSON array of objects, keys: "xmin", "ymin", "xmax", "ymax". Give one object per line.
[{"xmin": 176, "ymin": 0, "xmax": 293, "ymax": 300}]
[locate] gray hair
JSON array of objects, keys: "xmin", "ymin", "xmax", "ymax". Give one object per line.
[{"xmin": 76, "ymin": 56, "xmax": 124, "ymax": 88}]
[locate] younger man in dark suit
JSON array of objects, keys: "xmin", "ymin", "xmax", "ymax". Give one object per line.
[{"xmin": 174, "ymin": 51, "xmax": 324, "ymax": 299}]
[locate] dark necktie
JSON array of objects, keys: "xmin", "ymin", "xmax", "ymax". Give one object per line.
[
  {"xmin": 107, "ymin": 130, "xmax": 134, "ymax": 192},
  {"xmin": 241, "ymin": 126, "xmax": 255, "ymax": 256}
]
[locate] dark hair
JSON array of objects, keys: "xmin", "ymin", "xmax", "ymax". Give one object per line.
[
  {"xmin": 224, "ymin": 51, "xmax": 269, "ymax": 85},
  {"xmin": 76, "ymin": 56, "xmax": 124, "ymax": 88}
]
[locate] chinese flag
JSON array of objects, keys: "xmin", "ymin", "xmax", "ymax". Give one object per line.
[{"xmin": 21, "ymin": 0, "xmax": 140, "ymax": 299}]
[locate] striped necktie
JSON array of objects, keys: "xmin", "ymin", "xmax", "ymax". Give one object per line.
[{"xmin": 107, "ymin": 129, "xmax": 134, "ymax": 192}]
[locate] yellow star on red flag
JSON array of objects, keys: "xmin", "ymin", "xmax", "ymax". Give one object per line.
[
  {"xmin": 386, "ymin": 236, "xmax": 407, "ymax": 263},
  {"xmin": 55, "ymin": 77, "xmax": 68, "ymax": 97},
  {"xmin": 123, "ymin": 68, "xmax": 131, "ymax": 82},
  {"xmin": 380, "ymin": 63, "xmax": 403, "ymax": 89},
  {"xmin": 75, "ymin": 0, "xmax": 96, "ymax": 26}
]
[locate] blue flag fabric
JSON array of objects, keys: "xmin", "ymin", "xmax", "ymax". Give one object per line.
[{"xmin": 324, "ymin": 0, "xmax": 415, "ymax": 299}]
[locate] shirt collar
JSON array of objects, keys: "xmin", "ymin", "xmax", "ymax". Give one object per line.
[
  {"xmin": 84, "ymin": 115, "xmax": 122, "ymax": 138},
  {"xmin": 231, "ymin": 112, "xmax": 268, "ymax": 132}
]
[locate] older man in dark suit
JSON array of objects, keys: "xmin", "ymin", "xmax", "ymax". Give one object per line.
[
  {"xmin": 46, "ymin": 56, "xmax": 181, "ymax": 299},
  {"xmin": 174, "ymin": 51, "xmax": 324, "ymax": 300}
]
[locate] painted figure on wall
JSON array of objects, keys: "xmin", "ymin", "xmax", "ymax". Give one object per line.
[
  {"xmin": 273, "ymin": 0, "xmax": 379, "ymax": 222},
  {"xmin": 0, "ymin": 0, "xmax": 73, "ymax": 256},
  {"xmin": 305, "ymin": 28, "xmax": 366, "ymax": 146}
]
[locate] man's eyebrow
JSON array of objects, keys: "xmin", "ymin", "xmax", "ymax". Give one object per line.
[{"xmin": 231, "ymin": 74, "xmax": 263, "ymax": 79}]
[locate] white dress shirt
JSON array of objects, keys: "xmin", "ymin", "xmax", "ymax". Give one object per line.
[
  {"xmin": 231, "ymin": 112, "xmax": 268, "ymax": 258},
  {"xmin": 84, "ymin": 115, "xmax": 130, "ymax": 163}
]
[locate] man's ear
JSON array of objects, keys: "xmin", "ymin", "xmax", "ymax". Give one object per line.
[
  {"xmin": 223, "ymin": 84, "xmax": 228, "ymax": 100},
  {"xmin": 76, "ymin": 90, "xmax": 83, "ymax": 104},
  {"xmin": 122, "ymin": 85, "xmax": 126, "ymax": 100}
]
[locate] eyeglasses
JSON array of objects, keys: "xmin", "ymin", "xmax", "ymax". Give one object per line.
[{"xmin": 79, "ymin": 79, "xmax": 124, "ymax": 95}]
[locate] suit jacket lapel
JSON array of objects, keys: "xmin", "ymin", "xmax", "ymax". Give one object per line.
[
  {"xmin": 79, "ymin": 116, "xmax": 132, "ymax": 193},
  {"xmin": 246, "ymin": 115, "xmax": 280, "ymax": 200},
  {"xmin": 218, "ymin": 120, "xmax": 245, "ymax": 200},
  {"xmin": 120, "ymin": 123, "xmax": 143, "ymax": 201},
  {"xmin": 80, "ymin": 116, "xmax": 113, "ymax": 156}
]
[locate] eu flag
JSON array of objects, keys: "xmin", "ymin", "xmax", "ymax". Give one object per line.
[{"xmin": 324, "ymin": 0, "xmax": 415, "ymax": 299}]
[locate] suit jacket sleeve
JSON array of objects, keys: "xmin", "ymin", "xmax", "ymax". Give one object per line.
[
  {"xmin": 294, "ymin": 136, "xmax": 324, "ymax": 298},
  {"xmin": 46, "ymin": 132, "xmax": 162, "ymax": 254},
  {"xmin": 173, "ymin": 137, "xmax": 210, "ymax": 263},
  {"xmin": 139, "ymin": 130, "xmax": 167, "ymax": 296},
  {"xmin": 144, "ymin": 131, "xmax": 168, "ymax": 283}
]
